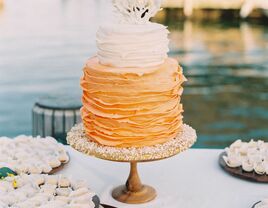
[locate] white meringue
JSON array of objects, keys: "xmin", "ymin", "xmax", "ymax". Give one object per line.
[
  {"xmin": 254, "ymin": 162, "xmax": 266, "ymax": 175},
  {"xmin": 230, "ymin": 140, "xmax": 242, "ymax": 149},
  {"xmin": 45, "ymin": 175, "xmax": 58, "ymax": 186},
  {"xmin": 0, "ymin": 174, "xmax": 97, "ymax": 208},
  {"xmin": 224, "ymin": 139, "xmax": 268, "ymax": 175},
  {"xmin": 248, "ymin": 139, "xmax": 258, "ymax": 148},
  {"xmin": 56, "ymin": 187, "xmax": 72, "ymax": 196},
  {"xmin": 0, "ymin": 136, "xmax": 70, "ymax": 175},
  {"xmin": 58, "ymin": 176, "xmax": 70, "ymax": 188},
  {"xmin": 239, "ymin": 144, "xmax": 249, "ymax": 155},
  {"xmin": 242, "ymin": 160, "xmax": 254, "ymax": 172},
  {"xmin": 223, "ymin": 155, "xmax": 241, "ymax": 168}
]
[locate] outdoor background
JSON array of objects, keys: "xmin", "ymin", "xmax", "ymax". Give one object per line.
[{"xmin": 0, "ymin": 0, "xmax": 268, "ymax": 148}]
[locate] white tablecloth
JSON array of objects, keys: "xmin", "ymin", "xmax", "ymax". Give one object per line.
[{"xmin": 60, "ymin": 147, "xmax": 267, "ymax": 208}]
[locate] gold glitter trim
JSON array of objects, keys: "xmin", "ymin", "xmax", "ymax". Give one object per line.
[{"xmin": 67, "ymin": 123, "xmax": 197, "ymax": 162}]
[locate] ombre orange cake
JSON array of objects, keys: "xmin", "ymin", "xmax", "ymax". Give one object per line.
[{"xmin": 80, "ymin": 0, "xmax": 186, "ymax": 148}]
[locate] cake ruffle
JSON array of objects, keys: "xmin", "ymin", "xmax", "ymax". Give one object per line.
[{"xmin": 81, "ymin": 57, "xmax": 186, "ymax": 147}]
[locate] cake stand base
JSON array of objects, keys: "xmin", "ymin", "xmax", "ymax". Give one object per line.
[
  {"xmin": 112, "ymin": 185, "xmax": 156, "ymax": 204},
  {"xmin": 112, "ymin": 162, "xmax": 156, "ymax": 204}
]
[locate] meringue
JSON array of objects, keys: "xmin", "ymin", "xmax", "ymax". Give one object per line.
[
  {"xmin": 0, "ymin": 174, "xmax": 98, "ymax": 208},
  {"xmin": 224, "ymin": 139, "xmax": 268, "ymax": 175},
  {"xmin": 242, "ymin": 160, "xmax": 254, "ymax": 172},
  {"xmin": 223, "ymin": 155, "xmax": 241, "ymax": 168},
  {"xmin": 0, "ymin": 136, "xmax": 69, "ymax": 174}
]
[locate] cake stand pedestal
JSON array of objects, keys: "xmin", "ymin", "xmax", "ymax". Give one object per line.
[
  {"xmin": 67, "ymin": 123, "xmax": 197, "ymax": 204},
  {"xmin": 112, "ymin": 161, "xmax": 156, "ymax": 203}
]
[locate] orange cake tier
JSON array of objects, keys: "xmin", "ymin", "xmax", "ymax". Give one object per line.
[{"xmin": 80, "ymin": 56, "xmax": 186, "ymax": 148}]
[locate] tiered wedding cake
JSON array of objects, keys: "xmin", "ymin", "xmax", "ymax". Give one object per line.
[{"xmin": 80, "ymin": 0, "xmax": 186, "ymax": 148}]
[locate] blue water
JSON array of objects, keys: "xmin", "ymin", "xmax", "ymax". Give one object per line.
[{"xmin": 1, "ymin": 0, "xmax": 268, "ymax": 148}]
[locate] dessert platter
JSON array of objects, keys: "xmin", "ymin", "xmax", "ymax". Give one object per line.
[
  {"xmin": 0, "ymin": 174, "xmax": 100, "ymax": 208},
  {"xmin": 68, "ymin": 0, "xmax": 197, "ymax": 204},
  {"xmin": 0, "ymin": 136, "xmax": 69, "ymax": 175},
  {"xmin": 219, "ymin": 139, "xmax": 268, "ymax": 182}
]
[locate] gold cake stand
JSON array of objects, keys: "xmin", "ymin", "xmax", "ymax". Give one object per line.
[{"xmin": 67, "ymin": 123, "xmax": 197, "ymax": 204}]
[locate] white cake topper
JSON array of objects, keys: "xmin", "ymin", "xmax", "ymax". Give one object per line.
[{"xmin": 112, "ymin": 0, "xmax": 163, "ymax": 24}]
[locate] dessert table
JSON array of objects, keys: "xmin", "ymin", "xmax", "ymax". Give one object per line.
[{"xmin": 61, "ymin": 147, "xmax": 268, "ymax": 208}]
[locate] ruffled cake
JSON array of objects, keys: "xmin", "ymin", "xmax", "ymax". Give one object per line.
[{"xmin": 81, "ymin": 0, "xmax": 186, "ymax": 148}]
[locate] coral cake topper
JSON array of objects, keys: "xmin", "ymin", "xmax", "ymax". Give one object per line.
[{"xmin": 112, "ymin": 0, "xmax": 163, "ymax": 24}]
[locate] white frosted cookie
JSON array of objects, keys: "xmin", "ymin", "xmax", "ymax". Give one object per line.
[
  {"xmin": 0, "ymin": 174, "xmax": 100, "ymax": 208},
  {"xmin": 0, "ymin": 136, "xmax": 69, "ymax": 174}
]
